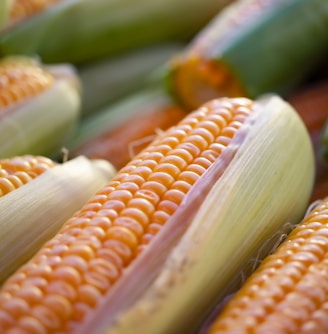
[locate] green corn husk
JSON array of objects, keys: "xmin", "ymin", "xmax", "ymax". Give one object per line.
[
  {"xmin": 78, "ymin": 43, "xmax": 183, "ymax": 116},
  {"xmin": 0, "ymin": 0, "xmax": 233, "ymax": 65},
  {"xmin": 166, "ymin": 0, "xmax": 328, "ymax": 110},
  {"xmin": 0, "ymin": 56, "xmax": 81, "ymax": 158},
  {"xmin": 79, "ymin": 95, "xmax": 314, "ymax": 334}
]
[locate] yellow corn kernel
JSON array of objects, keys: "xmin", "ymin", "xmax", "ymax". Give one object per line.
[
  {"xmin": 0, "ymin": 57, "xmax": 54, "ymax": 110},
  {"xmin": 0, "ymin": 56, "xmax": 80, "ymax": 158},
  {"xmin": 0, "ymin": 155, "xmax": 56, "ymax": 197},
  {"xmin": 208, "ymin": 198, "xmax": 328, "ymax": 334},
  {"xmin": 0, "ymin": 155, "xmax": 56, "ymax": 196},
  {"xmin": 0, "ymin": 97, "xmax": 254, "ymax": 333}
]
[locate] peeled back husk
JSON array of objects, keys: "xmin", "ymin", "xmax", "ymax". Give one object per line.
[{"xmin": 79, "ymin": 95, "xmax": 315, "ymax": 334}]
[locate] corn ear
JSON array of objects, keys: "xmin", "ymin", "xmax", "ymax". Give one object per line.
[
  {"xmin": 79, "ymin": 44, "xmax": 183, "ymax": 117},
  {"xmin": 0, "ymin": 95, "xmax": 259, "ymax": 332},
  {"xmin": 0, "ymin": 155, "xmax": 116, "ymax": 284},
  {"xmin": 0, "ymin": 56, "xmax": 81, "ymax": 158},
  {"xmin": 68, "ymin": 88, "xmax": 170, "ymax": 150},
  {"xmin": 0, "ymin": 0, "xmax": 233, "ymax": 64},
  {"xmin": 0, "ymin": 155, "xmax": 56, "ymax": 196},
  {"xmin": 80, "ymin": 95, "xmax": 314, "ymax": 334},
  {"xmin": 207, "ymin": 196, "xmax": 328, "ymax": 333},
  {"xmin": 7, "ymin": 0, "xmax": 60, "ymax": 28},
  {"xmin": 167, "ymin": 0, "xmax": 328, "ymax": 110}
]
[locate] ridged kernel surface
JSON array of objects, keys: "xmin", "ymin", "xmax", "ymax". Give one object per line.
[
  {"xmin": 0, "ymin": 98, "xmax": 253, "ymax": 333},
  {"xmin": 0, "ymin": 155, "xmax": 55, "ymax": 196},
  {"xmin": 0, "ymin": 60, "xmax": 53, "ymax": 109},
  {"xmin": 209, "ymin": 202, "xmax": 328, "ymax": 334}
]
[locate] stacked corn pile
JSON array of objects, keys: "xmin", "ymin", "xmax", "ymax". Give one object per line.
[{"xmin": 0, "ymin": 1, "xmax": 328, "ymax": 333}]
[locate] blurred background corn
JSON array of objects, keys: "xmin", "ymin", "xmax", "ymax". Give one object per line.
[
  {"xmin": 0, "ymin": 154, "xmax": 56, "ymax": 196},
  {"xmin": 7, "ymin": 0, "xmax": 60, "ymax": 28},
  {"xmin": 0, "ymin": 56, "xmax": 80, "ymax": 158},
  {"xmin": 166, "ymin": 0, "xmax": 328, "ymax": 110},
  {"xmin": 207, "ymin": 196, "xmax": 328, "ymax": 334},
  {"xmin": 78, "ymin": 43, "xmax": 183, "ymax": 117},
  {"xmin": 0, "ymin": 56, "xmax": 53, "ymax": 110},
  {"xmin": 67, "ymin": 86, "xmax": 188, "ymax": 170},
  {"xmin": 0, "ymin": 0, "xmax": 234, "ymax": 65}
]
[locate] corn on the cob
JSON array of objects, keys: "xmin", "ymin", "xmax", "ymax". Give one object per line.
[
  {"xmin": 0, "ymin": 0, "xmax": 233, "ymax": 64},
  {"xmin": 0, "ymin": 56, "xmax": 80, "ymax": 158},
  {"xmin": 0, "ymin": 155, "xmax": 56, "ymax": 196},
  {"xmin": 0, "ymin": 155, "xmax": 116, "ymax": 284},
  {"xmin": 68, "ymin": 87, "xmax": 187, "ymax": 169},
  {"xmin": 0, "ymin": 95, "xmax": 314, "ymax": 333},
  {"xmin": 79, "ymin": 95, "xmax": 314, "ymax": 334},
  {"xmin": 0, "ymin": 56, "xmax": 53, "ymax": 110},
  {"xmin": 207, "ymin": 197, "xmax": 328, "ymax": 334},
  {"xmin": 166, "ymin": 0, "xmax": 328, "ymax": 110},
  {"xmin": 78, "ymin": 43, "xmax": 183, "ymax": 117}
]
